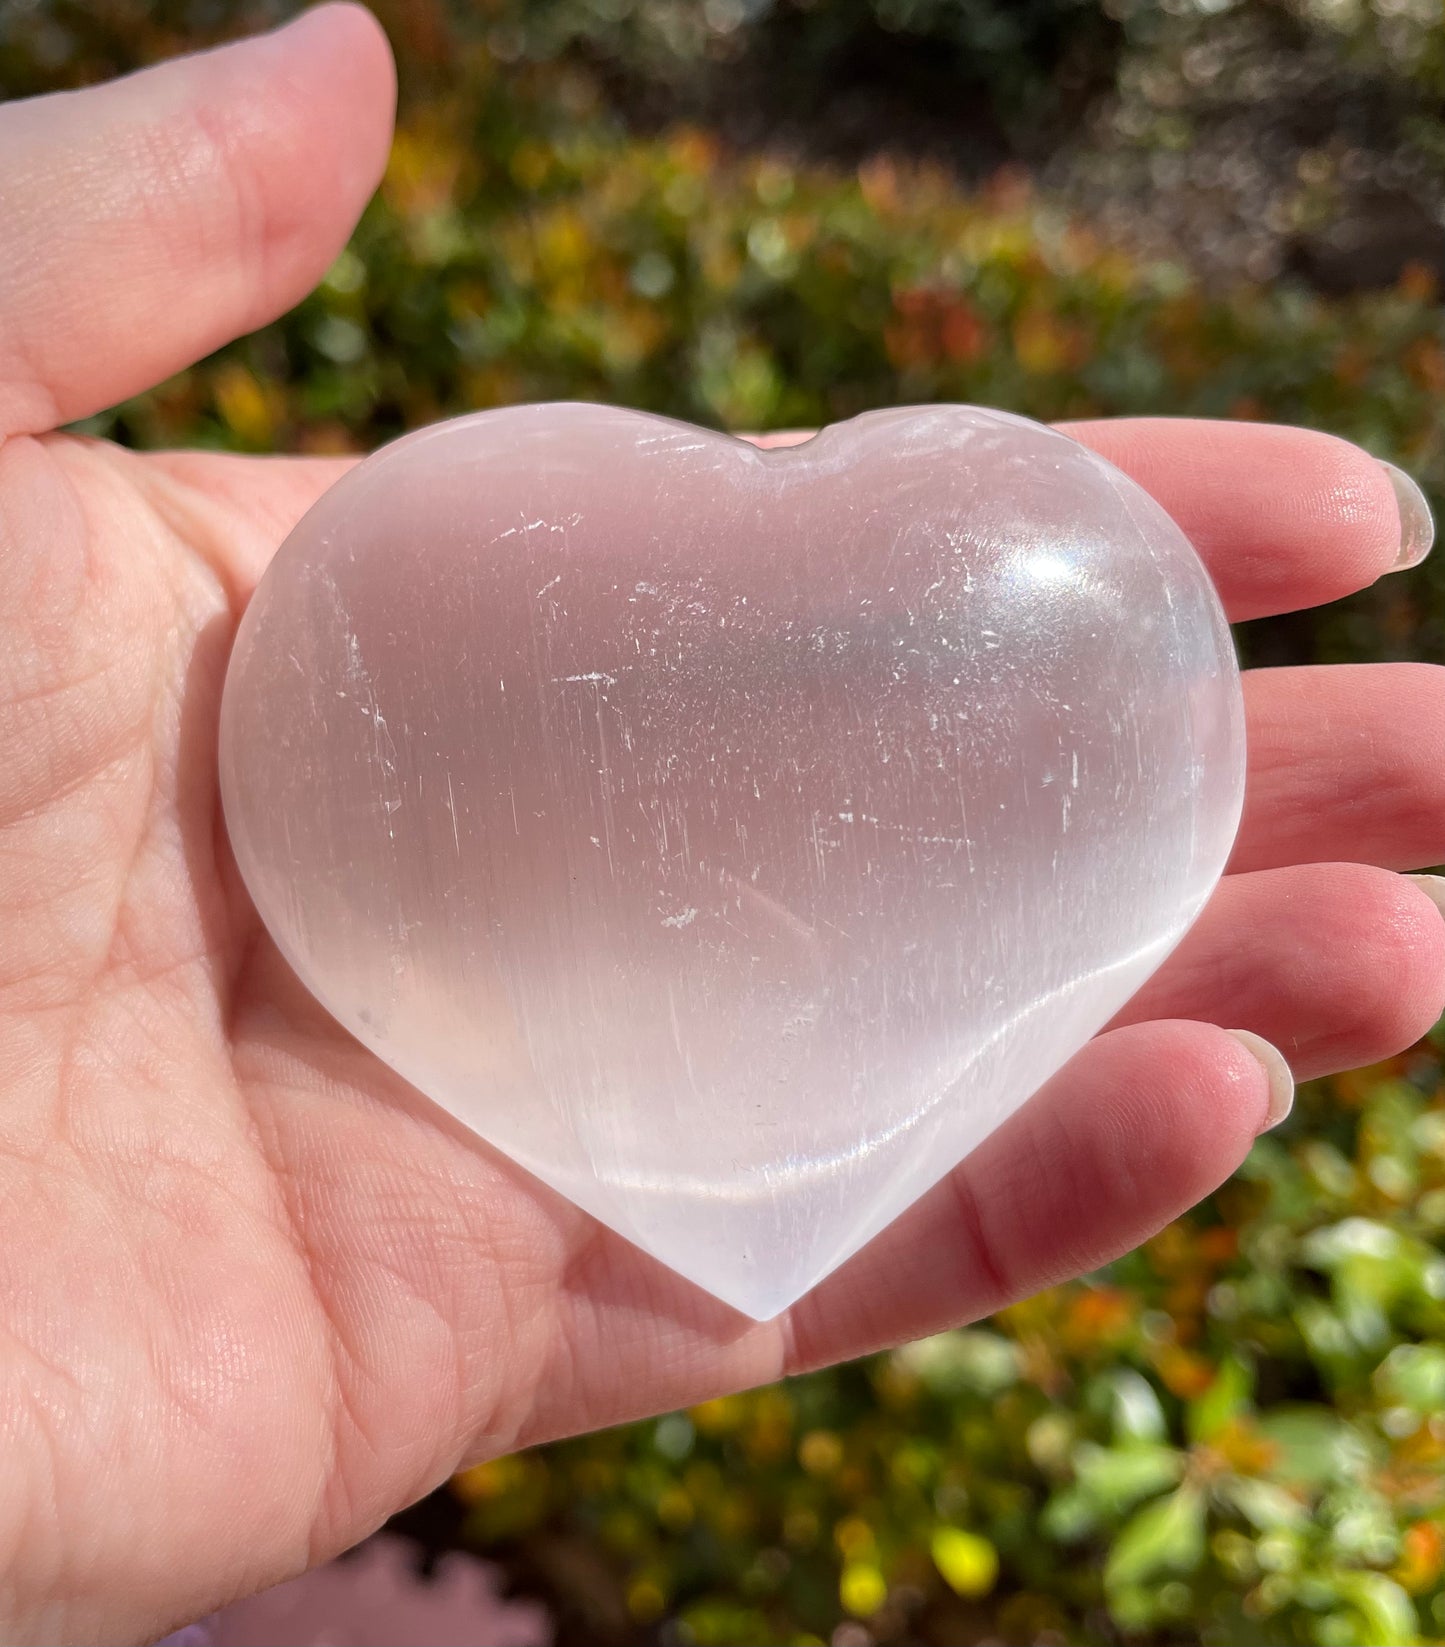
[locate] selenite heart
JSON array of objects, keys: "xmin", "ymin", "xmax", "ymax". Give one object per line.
[{"xmin": 219, "ymin": 403, "xmax": 1245, "ymax": 1318}]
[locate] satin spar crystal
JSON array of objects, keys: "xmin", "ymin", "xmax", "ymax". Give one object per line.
[{"xmin": 220, "ymin": 403, "xmax": 1245, "ymax": 1318}]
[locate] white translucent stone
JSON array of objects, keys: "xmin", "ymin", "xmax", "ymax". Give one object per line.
[{"xmin": 220, "ymin": 403, "xmax": 1245, "ymax": 1318}]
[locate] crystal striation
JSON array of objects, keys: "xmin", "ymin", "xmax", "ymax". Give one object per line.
[{"xmin": 220, "ymin": 403, "xmax": 1245, "ymax": 1318}]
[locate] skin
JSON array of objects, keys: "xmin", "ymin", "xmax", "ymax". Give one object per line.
[{"xmin": 1, "ymin": 8, "xmax": 1444, "ymax": 1642}]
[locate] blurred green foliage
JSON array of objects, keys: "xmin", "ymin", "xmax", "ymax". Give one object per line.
[
  {"xmin": 8, "ymin": 2, "xmax": 1445, "ymax": 1641},
  {"xmin": 72, "ymin": 31, "xmax": 1445, "ymax": 668}
]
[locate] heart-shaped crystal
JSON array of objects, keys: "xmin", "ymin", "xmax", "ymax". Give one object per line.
[{"xmin": 220, "ymin": 403, "xmax": 1244, "ymax": 1318}]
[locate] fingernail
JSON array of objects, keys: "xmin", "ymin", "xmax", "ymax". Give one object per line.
[
  {"xmin": 1382, "ymin": 461, "xmax": 1435, "ymax": 571},
  {"xmin": 1227, "ymin": 1029, "xmax": 1295, "ymax": 1132},
  {"xmin": 1406, "ymin": 873, "xmax": 1445, "ymax": 920}
]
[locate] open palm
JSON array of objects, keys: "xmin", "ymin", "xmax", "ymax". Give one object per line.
[{"xmin": 3, "ymin": 10, "xmax": 1444, "ymax": 1643}]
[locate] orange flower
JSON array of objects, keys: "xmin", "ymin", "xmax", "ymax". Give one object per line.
[
  {"xmin": 1197, "ymin": 1227, "xmax": 1239, "ymax": 1266},
  {"xmin": 668, "ymin": 126, "xmax": 719, "ymax": 175},
  {"xmin": 859, "ymin": 157, "xmax": 901, "ymax": 215},
  {"xmin": 1210, "ymin": 1418, "xmax": 1280, "ymax": 1477},
  {"xmin": 1059, "ymin": 1285, "xmax": 1136, "ymax": 1355},
  {"xmin": 1395, "ymin": 1522, "xmax": 1445, "ymax": 1594},
  {"xmin": 1154, "ymin": 1345, "xmax": 1215, "ymax": 1401},
  {"xmin": 1405, "ymin": 337, "xmax": 1445, "ymax": 394},
  {"xmin": 885, "ymin": 288, "xmax": 991, "ymax": 370},
  {"xmin": 1399, "ymin": 260, "xmax": 1439, "ymax": 304}
]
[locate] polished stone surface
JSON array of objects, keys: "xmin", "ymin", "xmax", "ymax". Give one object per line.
[{"xmin": 220, "ymin": 403, "xmax": 1245, "ymax": 1318}]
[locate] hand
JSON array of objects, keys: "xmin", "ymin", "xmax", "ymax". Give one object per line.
[{"xmin": 2, "ymin": 10, "xmax": 1441, "ymax": 1642}]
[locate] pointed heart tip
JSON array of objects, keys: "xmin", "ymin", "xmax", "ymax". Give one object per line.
[
  {"xmin": 657, "ymin": 1257, "xmax": 818, "ymax": 1323},
  {"xmin": 612, "ymin": 1202, "xmax": 883, "ymax": 1322}
]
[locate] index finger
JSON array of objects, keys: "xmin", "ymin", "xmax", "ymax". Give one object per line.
[{"xmin": 1059, "ymin": 417, "xmax": 1431, "ymax": 621}]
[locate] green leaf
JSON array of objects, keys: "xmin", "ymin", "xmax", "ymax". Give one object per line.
[
  {"xmin": 1256, "ymin": 1406, "xmax": 1377, "ymax": 1489},
  {"xmin": 1186, "ymin": 1354, "xmax": 1254, "ymax": 1444},
  {"xmin": 1215, "ymin": 1474, "xmax": 1307, "ymax": 1532},
  {"xmin": 1104, "ymin": 1483, "xmax": 1207, "ymax": 1592},
  {"xmin": 1105, "ymin": 1584, "xmax": 1160, "ymax": 1633},
  {"xmin": 895, "ymin": 1329, "xmax": 1021, "ymax": 1397},
  {"xmin": 1374, "ymin": 1343, "xmax": 1445, "ymax": 1412},
  {"xmin": 1040, "ymin": 1486, "xmax": 1097, "ymax": 1545},
  {"xmin": 1330, "ymin": 1572, "xmax": 1420, "ymax": 1647},
  {"xmin": 1073, "ymin": 1442, "xmax": 1185, "ymax": 1515},
  {"xmin": 1301, "ymin": 1219, "xmax": 1437, "ymax": 1321},
  {"xmin": 1106, "ymin": 1370, "xmax": 1168, "ymax": 1443}
]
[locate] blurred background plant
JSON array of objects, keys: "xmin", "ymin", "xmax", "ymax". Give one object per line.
[{"xmin": 6, "ymin": 1, "xmax": 1445, "ymax": 1641}]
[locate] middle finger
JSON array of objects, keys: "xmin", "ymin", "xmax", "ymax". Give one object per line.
[
  {"xmin": 1111, "ymin": 860, "xmax": 1445, "ymax": 1079},
  {"xmin": 1233, "ymin": 663, "xmax": 1445, "ymax": 874}
]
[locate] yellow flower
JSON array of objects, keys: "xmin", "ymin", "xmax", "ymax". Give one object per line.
[
  {"xmin": 839, "ymin": 1561, "xmax": 887, "ymax": 1618},
  {"xmin": 834, "ymin": 1516, "xmax": 874, "ymax": 1558},
  {"xmin": 799, "ymin": 1429, "xmax": 844, "ymax": 1476},
  {"xmin": 931, "ymin": 1527, "xmax": 1000, "ymax": 1599},
  {"xmin": 627, "ymin": 1576, "xmax": 667, "ymax": 1623},
  {"xmin": 211, "ymin": 363, "xmax": 279, "ymax": 449}
]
